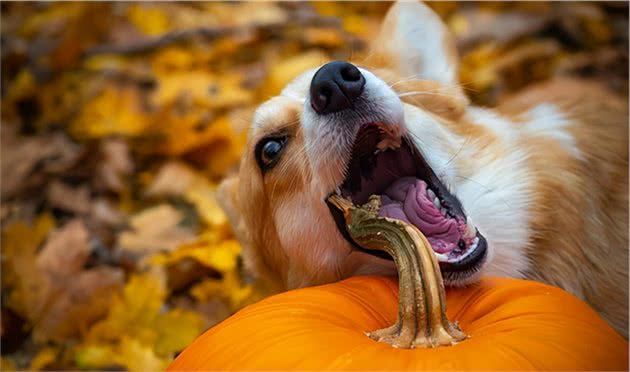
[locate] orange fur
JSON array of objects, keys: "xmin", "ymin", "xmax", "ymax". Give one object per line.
[{"xmin": 498, "ymin": 79, "xmax": 628, "ymax": 334}]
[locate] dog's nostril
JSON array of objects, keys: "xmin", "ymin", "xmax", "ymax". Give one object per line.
[
  {"xmin": 341, "ymin": 64, "xmax": 361, "ymax": 82},
  {"xmin": 309, "ymin": 61, "xmax": 366, "ymax": 115}
]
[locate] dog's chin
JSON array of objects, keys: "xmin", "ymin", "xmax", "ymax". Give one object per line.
[{"xmin": 326, "ymin": 123, "xmax": 488, "ymax": 284}]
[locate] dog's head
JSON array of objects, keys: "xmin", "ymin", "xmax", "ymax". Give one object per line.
[{"xmin": 220, "ymin": 1, "xmax": 502, "ymax": 290}]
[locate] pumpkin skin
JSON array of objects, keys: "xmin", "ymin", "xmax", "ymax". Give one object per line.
[{"xmin": 168, "ymin": 276, "xmax": 628, "ymax": 371}]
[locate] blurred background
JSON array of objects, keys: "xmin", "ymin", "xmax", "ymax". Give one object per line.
[{"xmin": 1, "ymin": 2, "xmax": 627, "ymax": 370}]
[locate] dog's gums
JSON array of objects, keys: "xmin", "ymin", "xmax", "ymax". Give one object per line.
[
  {"xmin": 328, "ymin": 124, "xmax": 487, "ymax": 278},
  {"xmin": 326, "ymin": 194, "xmax": 467, "ymax": 348}
]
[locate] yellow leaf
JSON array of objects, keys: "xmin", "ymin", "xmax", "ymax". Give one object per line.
[
  {"xmin": 151, "ymin": 46, "xmax": 197, "ymax": 72},
  {"xmin": 127, "ymin": 4, "xmax": 170, "ymax": 36},
  {"xmin": 117, "ymin": 337, "xmax": 168, "ymax": 372},
  {"xmin": 184, "ymin": 181, "xmax": 228, "ymax": 229},
  {"xmin": 304, "ymin": 27, "xmax": 344, "ymax": 48},
  {"xmin": 29, "ymin": 346, "xmax": 58, "ymax": 371},
  {"xmin": 153, "ymin": 309, "xmax": 206, "ymax": 356},
  {"xmin": 261, "ymin": 50, "xmax": 329, "ymax": 97},
  {"xmin": 146, "ymin": 111, "xmax": 243, "ymax": 156},
  {"xmin": 152, "ymin": 239, "xmax": 241, "ymax": 274},
  {"xmin": 76, "ymin": 337, "xmax": 167, "ymax": 372},
  {"xmin": 86, "ymin": 272, "xmax": 166, "ymax": 346},
  {"xmin": 2, "ymin": 213, "xmax": 55, "ymax": 313},
  {"xmin": 79, "ymin": 270, "xmax": 204, "ymax": 369},
  {"xmin": 71, "ymin": 85, "xmax": 149, "ymax": 139},
  {"xmin": 75, "ymin": 344, "xmax": 117, "ymax": 370},
  {"xmin": 1, "ymin": 357, "xmax": 17, "ymax": 371},
  {"xmin": 342, "ymin": 14, "xmax": 368, "ymax": 36},
  {"xmin": 151, "ymin": 71, "xmax": 252, "ymax": 110},
  {"xmin": 191, "ymin": 270, "xmax": 254, "ymax": 310}
]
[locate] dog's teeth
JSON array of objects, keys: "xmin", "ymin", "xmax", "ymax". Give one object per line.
[
  {"xmin": 433, "ymin": 197, "xmax": 441, "ymax": 209},
  {"xmin": 440, "ymin": 207, "xmax": 447, "ymax": 216},
  {"xmin": 335, "ymin": 187, "xmax": 341, "ymax": 195},
  {"xmin": 465, "ymin": 217, "xmax": 477, "ymax": 238},
  {"xmin": 427, "ymin": 189, "xmax": 436, "ymax": 200},
  {"xmin": 434, "ymin": 251, "xmax": 449, "ymax": 262},
  {"xmin": 447, "ymin": 237, "xmax": 481, "ymax": 263}
]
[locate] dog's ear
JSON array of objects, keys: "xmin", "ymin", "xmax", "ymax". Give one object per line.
[
  {"xmin": 370, "ymin": 1, "xmax": 460, "ymax": 86},
  {"xmin": 367, "ymin": 1, "xmax": 468, "ymax": 119}
]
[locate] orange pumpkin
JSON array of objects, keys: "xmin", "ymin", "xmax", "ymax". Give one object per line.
[{"xmin": 169, "ymin": 276, "xmax": 628, "ymax": 371}]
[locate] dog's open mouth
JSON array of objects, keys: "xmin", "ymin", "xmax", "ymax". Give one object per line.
[{"xmin": 326, "ymin": 123, "xmax": 487, "ymax": 276}]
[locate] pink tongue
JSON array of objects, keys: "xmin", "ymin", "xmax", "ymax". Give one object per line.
[{"xmin": 379, "ymin": 177, "xmax": 461, "ymax": 253}]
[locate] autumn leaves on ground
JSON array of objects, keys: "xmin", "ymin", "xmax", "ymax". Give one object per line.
[{"xmin": 1, "ymin": 2, "xmax": 627, "ymax": 371}]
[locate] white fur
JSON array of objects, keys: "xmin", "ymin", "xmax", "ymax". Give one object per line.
[
  {"xmin": 403, "ymin": 107, "xmax": 463, "ymax": 188},
  {"xmin": 467, "ymin": 107, "xmax": 519, "ymax": 142},
  {"xmin": 524, "ymin": 103, "xmax": 583, "ymax": 160},
  {"xmin": 454, "ymin": 142, "xmax": 533, "ymax": 278}
]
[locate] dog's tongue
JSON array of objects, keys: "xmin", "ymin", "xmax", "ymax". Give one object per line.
[{"xmin": 379, "ymin": 177, "xmax": 461, "ymax": 253}]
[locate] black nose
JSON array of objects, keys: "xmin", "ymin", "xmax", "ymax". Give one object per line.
[{"xmin": 309, "ymin": 61, "xmax": 365, "ymax": 115}]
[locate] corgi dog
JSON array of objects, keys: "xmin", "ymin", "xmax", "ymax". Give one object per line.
[{"xmin": 219, "ymin": 1, "xmax": 628, "ymax": 336}]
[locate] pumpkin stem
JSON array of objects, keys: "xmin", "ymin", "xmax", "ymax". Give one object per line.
[{"xmin": 327, "ymin": 194, "xmax": 467, "ymax": 348}]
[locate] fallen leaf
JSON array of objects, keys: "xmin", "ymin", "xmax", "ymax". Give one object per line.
[
  {"xmin": 126, "ymin": 4, "xmax": 170, "ymax": 36},
  {"xmin": 261, "ymin": 50, "xmax": 329, "ymax": 97},
  {"xmin": 78, "ymin": 271, "xmax": 204, "ymax": 370},
  {"xmin": 191, "ymin": 270, "xmax": 256, "ymax": 311},
  {"xmin": 36, "ymin": 219, "xmax": 90, "ymax": 276},
  {"xmin": 144, "ymin": 161, "xmax": 209, "ymax": 199},
  {"xmin": 29, "ymin": 346, "xmax": 58, "ymax": 371},
  {"xmin": 118, "ymin": 204, "xmax": 196, "ymax": 255},
  {"xmin": 46, "ymin": 180, "xmax": 91, "ymax": 214},
  {"xmin": 184, "ymin": 182, "xmax": 229, "ymax": 229},
  {"xmin": 71, "ymin": 84, "xmax": 149, "ymax": 139},
  {"xmin": 4, "ymin": 218, "xmax": 124, "ymax": 343},
  {"xmin": 1, "ymin": 128, "xmax": 82, "ymax": 200},
  {"xmin": 96, "ymin": 138, "xmax": 134, "ymax": 193},
  {"xmin": 152, "ymin": 238, "xmax": 241, "ymax": 274}
]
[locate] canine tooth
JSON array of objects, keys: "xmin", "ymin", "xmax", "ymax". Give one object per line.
[
  {"xmin": 440, "ymin": 207, "xmax": 447, "ymax": 216},
  {"xmin": 433, "ymin": 197, "xmax": 441, "ymax": 209},
  {"xmin": 462, "ymin": 217, "xmax": 475, "ymax": 239},
  {"xmin": 427, "ymin": 189, "xmax": 436, "ymax": 200},
  {"xmin": 465, "ymin": 217, "xmax": 477, "ymax": 238}
]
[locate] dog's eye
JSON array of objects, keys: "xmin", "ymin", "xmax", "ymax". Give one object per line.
[{"xmin": 255, "ymin": 136, "xmax": 288, "ymax": 172}]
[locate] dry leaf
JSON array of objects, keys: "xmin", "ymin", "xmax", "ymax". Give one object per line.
[
  {"xmin": 1, "ymin": 128, "xmax": 82, "ymax": 200},
  {"xmin": 118, "ymin": 204, "xmax": 196, "ymax": 255},
  {"xmin": 145, "ymin": 161, "xmax": 209, "ymax": 198},
  {"xmin": 97, "ymin": 138, "xmax": 134, "ymax": 192},
  {"xmin": 46, "ymin": 180, "xmax": 91, "ymax": 214},
  {"xmin": 71, "ymin": 84, "xmax": 149, "ymax": 139}
]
